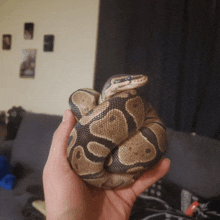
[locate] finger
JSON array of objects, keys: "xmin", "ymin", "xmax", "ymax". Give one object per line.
[
  {"xmin": 131, "ymin": 158, "xmax": 170, "ymax": 196},
  {"xmin": 48, "ymin": 109, "xmax": 76, "ymax": 160},
  {"xmin": 111, "ymin": 158, "xmax": 170, "ymax": 207}
]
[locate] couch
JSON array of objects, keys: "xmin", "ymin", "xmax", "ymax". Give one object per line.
[
  {"xmin": 0, "ymin": 112, "xmax": 220, "ymax": 219},
  {"xmin": 0, "ymin": 113, "xmax": 62, "ymax": 219}
]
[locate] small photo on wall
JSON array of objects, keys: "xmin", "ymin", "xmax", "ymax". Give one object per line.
[
  {"xmin": 19, "ymin": 49, "xmax": 37, "ymax": 78},
  {"xmin": 44, "ymin": 35, "xmax": 54, "ymax": 52},
  {"xmin": 24, "ymin": 23, "xmax": 34, "ymax": 39},
  {"xmin": 2, "ymin": 35, "xmax": 12, "ymax": 50}
]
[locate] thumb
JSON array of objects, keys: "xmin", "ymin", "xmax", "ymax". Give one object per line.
[
  {"xmin": 48, "ymin": 109, "xmax": 76, "ymax": 160},
  {"xmin": 131, "ymin": 158, "xmax": 171, "ymax": 196}
]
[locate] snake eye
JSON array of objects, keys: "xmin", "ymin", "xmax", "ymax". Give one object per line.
[{"xmin": 126, "ymin": 75, "xmax": 132, "ymax": 81}]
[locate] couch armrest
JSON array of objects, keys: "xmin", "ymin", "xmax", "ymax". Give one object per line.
[{"xmin": 165, "ymin": 128, "xmax": 220, "ymax": 199}]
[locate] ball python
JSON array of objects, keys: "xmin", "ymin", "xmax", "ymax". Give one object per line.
[{"xmin": 67, "ymin": 74, "xmax": 167, "ymax": 189}]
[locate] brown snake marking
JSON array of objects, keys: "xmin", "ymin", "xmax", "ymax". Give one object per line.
[{"xmin": 67, "ymin": 74, "xmax": 167, "ymax": 189}]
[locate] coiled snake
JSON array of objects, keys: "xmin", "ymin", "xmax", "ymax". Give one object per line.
[{"xmin": 67, "ymin": 75, "xmax": 167, "ymax": 189}]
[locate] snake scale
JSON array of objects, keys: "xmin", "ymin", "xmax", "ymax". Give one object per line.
[{"xmin": 67, "ymin": 74, "xmax": 167, "ymax": 189}]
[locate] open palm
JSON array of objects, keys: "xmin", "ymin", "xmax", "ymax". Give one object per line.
[{"xmin": 43, "ymin": 110, "xmax": 170, "ymax": 220}]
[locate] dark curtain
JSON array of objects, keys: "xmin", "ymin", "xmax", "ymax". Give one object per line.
[{"xmin": 94, "ymin": 0, "xmax": 220, "ymax": 140}]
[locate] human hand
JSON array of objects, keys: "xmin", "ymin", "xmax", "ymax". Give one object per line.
[{"xmin": 43, "ymin": 109, "xmax": 170, "ymax": 220}]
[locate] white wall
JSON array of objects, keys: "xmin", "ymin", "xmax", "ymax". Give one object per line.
[{"xmin": 0, "ymin": 0, "xmax": 99, "ymax": 115}]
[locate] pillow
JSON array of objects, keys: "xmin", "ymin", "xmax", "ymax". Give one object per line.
[
  {"xmin": 11, "ymin": 113, "xmax": 62, "ymax": 173},
  {"xmin": 0, "ymin": 156, "xmax": 15, "ymax": 190},
  {"xmin": 165, "ymin": 128, "xmax": 220, "ymax": 199}
]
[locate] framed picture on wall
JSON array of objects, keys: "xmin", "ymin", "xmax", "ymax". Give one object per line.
[
  {"xmin": 43, "ymin": 35, "xmax": 55, "ymax": 52},
  {"xmin": 19, "ymin": 49, "xmax": 37, "ymax": 78},
  {"xmin": 24, "ymin": 23, "xmax": 34, "ymax": 40},
  {"xmin": 2, "ymin": 35, "xmax": 12, "ymax": 50}
]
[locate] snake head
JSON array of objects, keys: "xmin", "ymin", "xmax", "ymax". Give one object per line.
[{"xmin": 101, "ymin": 74, "xmax": 148, "ymax": 102}]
